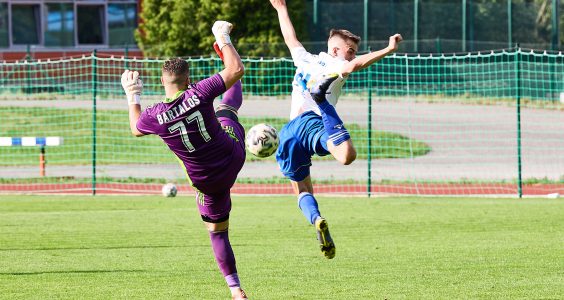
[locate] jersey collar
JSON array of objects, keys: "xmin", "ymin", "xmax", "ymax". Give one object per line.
[{"xmin": 163, "ymin": 90, "xmax": 185, "ymax": 103}]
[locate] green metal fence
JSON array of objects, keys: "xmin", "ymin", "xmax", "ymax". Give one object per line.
[{"xmin": 0, "ymin": 49, "xmax": 563, "ymax": 196}]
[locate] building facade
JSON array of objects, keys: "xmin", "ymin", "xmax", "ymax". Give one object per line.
[{"xmin": 0, "ymin": 0, "xmax": 141, "ymax": 60}]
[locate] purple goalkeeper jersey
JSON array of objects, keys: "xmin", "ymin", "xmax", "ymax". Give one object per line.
[{"xmin": 136, "ymin": 74, "xmax": 245, "ymax": 193}]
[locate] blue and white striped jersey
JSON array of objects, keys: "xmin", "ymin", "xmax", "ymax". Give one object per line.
[{"xmin": 289, "ymin": 47, "xmax": 349, "ymax": 120}]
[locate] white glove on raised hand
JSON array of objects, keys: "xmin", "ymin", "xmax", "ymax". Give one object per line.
[
  {"xmin": 121, "ymin": 70, "xmax": 143, "ymax": 105},
  {"xmin": 212, "ymin": 21, "xmax": 233, "ymax": 50}
]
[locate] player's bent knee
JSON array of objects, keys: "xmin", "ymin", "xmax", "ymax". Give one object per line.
[
  {"xmin": 330, "ymin": 142, "xmax": 357, "ymax": 165},
  {"xmin": 336, "ymin": 151, "xmax": 356, "ymax": 165},
  {"xmin": 343, "ymin": 147, "xmax": 357, "ymax": 165}
]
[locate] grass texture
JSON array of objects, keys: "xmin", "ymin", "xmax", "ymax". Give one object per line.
[{"xmin": 0, "ymin": 195, "xmax": 562, "ymax": 299}]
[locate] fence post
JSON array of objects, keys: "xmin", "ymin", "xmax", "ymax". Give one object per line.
[
  {"xmin": 515, "ymin": 48, "xmax": 522, "ymax": 198},
  {"xmin": 313, "ymin": 0, "xmax": 318, "ymax": 24},
  {"xmin": 39, "ymin": 145, "xmax": 45, "ymax": 177},
  {"xmin": 468, "ymin": 0, "xmax": 475, "ymax": 51},
  {"xmin": 462, "ymin": 0, "xmax": 467, "ymax": 52},
  {"xmin": 26, "ymin": 45, "xmax": 31, "ymax": 94},
  {"xmin": 507, "ymin": 0, "xmax": 513, "ymax": 48},
  {"xmin": 367, "ymin": 47, "xmax": 373, "ymax": 197},
  {"xmin": 364, "ymin": 0, "xmax": 369, "ymax": 52},
  {"xmin": 414, "ymin": 0, "xmax": 419, "ymax": 52},
  {"xmin": 552, "ymin": 0, "xmax": 559, "ymax": 51},
  {"xmin": 92, "ymin": 50, "xmax": 98, "ymax": 196}
]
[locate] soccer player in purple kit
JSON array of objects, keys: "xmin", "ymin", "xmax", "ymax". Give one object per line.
[{"xmin": 121, "ymin": 21, "xmax": 248, "ymax": 300}]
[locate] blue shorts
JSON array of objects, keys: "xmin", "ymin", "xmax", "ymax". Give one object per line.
[{"xmin": 275, "ymin": 111, "xmax": 330, "ymax": 182}]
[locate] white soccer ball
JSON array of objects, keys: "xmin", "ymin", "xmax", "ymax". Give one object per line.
[
  {"xmin": 161, "ymin": 183, "xmax": 178, "ymax": 197},
  {"xmin": 245, "ymin": 123, "xmax": 279, "ymax": 158}
]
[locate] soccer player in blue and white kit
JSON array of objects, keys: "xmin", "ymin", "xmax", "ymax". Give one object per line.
[
  {"xmin": 270, "ymin": 0, "xmax": 402, "ymax": 259},
  {"xmin": 121, "ymin": 21, "xmax": 248, "ymax": 300}
]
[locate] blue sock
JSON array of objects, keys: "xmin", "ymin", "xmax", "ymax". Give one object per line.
[
  {"xmin": 317, "ymin": 100, "xmax": 350, "ymax": 146},
  {"xmin": 298, "ymin": 192, "xmax": 321, "ymax": 225}
]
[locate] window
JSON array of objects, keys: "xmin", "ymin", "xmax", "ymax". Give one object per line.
[
  {"xmin": 12, "ymin": 4, "xmax": 40, "ymax": 45},
  {"xmin": 0, "ymin": 3, "xmax": 8, "ymax": 47},
  {"xmin": 44, "ymin": 3, "xmax": 74, "ymax": 47},
  {"xmin": 108, "ymin": 3, "xmax": 137, "ymax": 47},
  {"xmin": 4, "ymin": 1, "xmax": 138, "ymax": 49},
  {"xmin": 77, "ymin": 5, "xmax": 104, "ymax": 44}
]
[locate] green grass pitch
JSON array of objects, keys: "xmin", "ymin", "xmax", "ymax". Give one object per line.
[{"xmin": 0, "ymin": 195, "xmax": 562, "ymax": 299}]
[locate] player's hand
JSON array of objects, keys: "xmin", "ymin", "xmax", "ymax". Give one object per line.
[
  {"xmin": 387, "ymin": 34, "xmax": 403, "ymax": 53},
  {"xmin": 270, "ymin": 0, "xmax": 287, "ymax": 10},
  {"xmin": 212, "ymin": 21, "xmax": 233, "ymax": 50},
  {"xmin": 121, "ymin": 70, "xmax": 143, "ymax": 105}
]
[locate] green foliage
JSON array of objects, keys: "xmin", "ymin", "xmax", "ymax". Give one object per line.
[{"xmin": 136, "ymin": 0, "xmax": 306, "ymax": 57}]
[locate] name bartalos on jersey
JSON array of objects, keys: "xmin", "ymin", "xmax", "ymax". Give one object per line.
[{"xmin": 157, "ymin": 94, "xmax": 201, "ymax": 125}]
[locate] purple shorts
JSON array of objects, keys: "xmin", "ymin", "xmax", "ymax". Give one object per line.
[{"xmin": 195, "ymin": 116, "xmax": 245, "ymax": 222}]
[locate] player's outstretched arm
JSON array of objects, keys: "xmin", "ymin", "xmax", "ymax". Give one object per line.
[
  {"xmin": 270, "ymin": 0, "xmax": 303, "ymax": 50},
  {"xmin": 341, "ymin": 34, "xmax": 403, "ymax": 77},
  {"xmin": 121, "ymin": 70, "xmax": 145, "ymax": 137},
  {"xmin": 213, "ymin": 21, "xmax": 244, "ymax": 90}
]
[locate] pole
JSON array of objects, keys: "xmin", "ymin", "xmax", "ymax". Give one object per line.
[
  {"xmin": 313, "ymin": 0, "xmax": 318, "ymax": 25},
  {"xmin": 462, "ymin": 0, "xmax": 467, "ymax": 52},
  {"xmin": 552, "ymin": 0, "xmax": 559, "ymax": 50},
  {"xmin": 367, "ymin": 47, "xmax": 373, "ymax": 197},
  {"xmin": 414, "ymin": 0, "xmax": 419, "ymax": 52},
  {"xmin": 92, "ymin": 50, "xmax": 98, "ymax": 195},
  {"xmin": 39, "ymin": 146, "xmax": 45, "ymax": 177},
  {"xmin": 26, "ymin": 45, "xmax": 31, "ymax": 94},
  {"xmin": 313, "ymin": 0, "xmax": 318, "ymax": 51},
  {"xmin": 508, "ymin": 0, "xmax": 512, "ymax": 48},
  {"xmin": 468, "ymin": 0, "xmax": 474, "ymax": 51},
  {"xmin": 515, "ymin": 49, "xmax": 522, "ymax": 198},
  {"xmin": 364, "ymin": 0, "xmax": 369, "ymax": 52}
]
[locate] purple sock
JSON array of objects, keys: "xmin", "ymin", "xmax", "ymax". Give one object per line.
[
  {"xmin": 209, "ymin": 230, "xmax": 239, "ymax": 286},
  {"xmin": 221, "ymin": 81, "xmax": 242, "ymax": 111},
  {"xmin": 225, "ymin": 273, "xmax": 241, "ymax": 289}
]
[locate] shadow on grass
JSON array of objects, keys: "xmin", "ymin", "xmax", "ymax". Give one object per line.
[
  {"xmin": 0, "ymin": 244, "xmax": 209, "ymax": 251},
  {"xmin": 1, "ymin": 269, "xmax": 147, "ymax": 276}
]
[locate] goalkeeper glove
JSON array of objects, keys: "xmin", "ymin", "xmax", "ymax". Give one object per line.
[
  {"xmin": 212, "ymin": 21, "xmax": 233, "ymax": 50},
  {"xmin": 121, "ymin": 70, "xmax": 143, "ymax": 105}
]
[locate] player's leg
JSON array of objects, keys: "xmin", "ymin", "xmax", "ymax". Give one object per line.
[
  {"xmin": 217, "ymin": 80, "xmax": 242, "ymax": 112},
  {"xmin": 309, "ymin": 74, "xmax": 357, "ymax": 165},
  {"xmin": 197, "ymin": 191, "xmax": 248, "ymax": 299},
  {"xmin": 205, "ymin": 220, "xmax": 247, "ymax": 300},
  {"xmin": 276, "ymin": 118, "xmax": 336, "ymax": 259},
  {"xmin": 291, "ymin": 177, "xmax": 336, "ymax": 259},
  {"xmin": 290, "ymin": 176, "xmax": 316, "ymax": 223}
]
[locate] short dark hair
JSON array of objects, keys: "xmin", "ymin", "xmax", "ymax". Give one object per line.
[
  {"xmin": 162, "ymin": 58, "xmax": 189, "ymax": 85},
  {"xmin": 329, "ymin": 29, "xmax": 361, "ymax": 45}
]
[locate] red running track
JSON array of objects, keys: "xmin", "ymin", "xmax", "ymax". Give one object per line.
[{"xmin": 1, "ymin": 183, "xmax": 562, "ymax": 196}]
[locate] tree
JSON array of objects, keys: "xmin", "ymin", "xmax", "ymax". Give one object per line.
[{"xmin": 135, "ymin": 0, "xmax": 306, "ymax": 58}]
